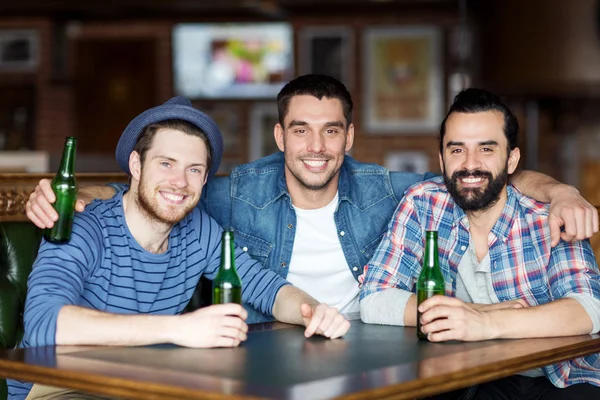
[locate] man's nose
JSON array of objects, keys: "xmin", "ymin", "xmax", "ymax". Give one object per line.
[{"xmin": 307, "ymin": 132, "xmax": 325, "ymax": 153}]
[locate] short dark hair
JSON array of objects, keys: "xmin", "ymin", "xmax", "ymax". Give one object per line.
[
  {"xmin": 276, "ymin": 74, "xmax": 353, "ymax": 127},
  {"xmin": 439, "ymin": 88, "xmax": 519, "ymax": 154},
  {"xmin": 132, "ymin": 119, "xmax": 213, "ymax": 173}
]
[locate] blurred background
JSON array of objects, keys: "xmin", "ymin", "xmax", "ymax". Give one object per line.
[{"xmin": 0, "ymin": 0, "xmax": 599, "ymax": 207}]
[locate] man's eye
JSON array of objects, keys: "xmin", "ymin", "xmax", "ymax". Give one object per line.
[
  {"xmin": 482, "ymin": 148, "xmax": 493, "ymax": 152},
  {"xmin": 160, "ymin": 162, "xmax": 171, "ymax": 167},
  {"xmin": 451, "ymin": 148, "xmax": 462, "ymax": 154},
  {"xmin": 325, "ymin": 129, "xmax": 338, "ymax": 135}
]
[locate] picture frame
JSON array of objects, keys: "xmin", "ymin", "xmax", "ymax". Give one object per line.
[
  {"xmin": 249, "ymin": 103, "xmax": 280, "ymax": 162},
  {"xmin": 0, "ymin": 29, "xmax": 39, "ymax": 71},
  {"xmin": 362, "ymin": 26, "xmax": 443, "ymax": 134},
  {"xmin": 384, "ymin": 151, "xmax": 429, "ymax": 174},
  {"xmin": 299, "ymin": 26, "xmax": 353, "ymax": 89}
]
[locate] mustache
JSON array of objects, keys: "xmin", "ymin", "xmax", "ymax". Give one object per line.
[{"xmin": 451, "ymin": 169, "xmax": 493, "ymax": 180}]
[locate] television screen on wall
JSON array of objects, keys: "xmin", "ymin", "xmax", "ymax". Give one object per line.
[{"xmin": 172, "ymin": 23, "xmax": 294, "ymax": 99}]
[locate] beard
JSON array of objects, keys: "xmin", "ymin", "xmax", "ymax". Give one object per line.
[
  {"xmin": 444, "ymin": 165, "xmax": 508, "ymax": 212},
  {"xmin": 136, "ymin": 171, "xmax": 196, "ymax": 225}
]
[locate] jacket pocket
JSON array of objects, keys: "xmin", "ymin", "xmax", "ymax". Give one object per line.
[
  {"xmin": 233, "ymin": 230, "xmax": 273, "ymax": 267},
  {"xmin": 360, "ymin": 231, "xmax": 386, "ymax": 262}
]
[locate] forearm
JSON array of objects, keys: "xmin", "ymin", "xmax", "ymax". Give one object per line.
[
  {"xmin": 56, "ymin": 305, "xmax": 176, "ymax": 346},
  {"xmin": 271, "ymin": 286, "xmax": 319, "ymax": 326},
  {"xmin": 360, "ymin": 289, "xmax": 416, "ymax": 326},
  {"xmin": 81, "ymin": 184, "xmax": 117, "ymax": 201},
  {"xmin": 510, "ymin": 170, "xmax": 572, "ymax": 202},
  {"xmin": 490, "ymin": 298, "xmax": 593, "ymax": 339}
]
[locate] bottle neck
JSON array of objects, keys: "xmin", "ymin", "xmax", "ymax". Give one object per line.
[
  {"xmin": 423, "ymin": 231, "xmax": 438, "ymax": 268},
  {"xmin": 220, "ymin": 232, "xmax": 235, "ymax": 270},
  {"xmin": 58, "ymin": 139, "xmax": 76, "ymax": 177}
]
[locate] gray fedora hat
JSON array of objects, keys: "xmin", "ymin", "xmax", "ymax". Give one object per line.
[{"xmin": 115, "ymin": 96, "xmax": 223, "ymax": 180}]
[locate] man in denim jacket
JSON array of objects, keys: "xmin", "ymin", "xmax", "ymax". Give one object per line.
[{"xmin": 26, "ymin": 75, "xmax": 599, "ymax": 323}]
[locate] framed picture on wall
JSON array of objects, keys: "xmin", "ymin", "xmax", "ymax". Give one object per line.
[
  {"xmin": 195, "ymin": 103, "xmax": 241, "ymax": 155},
  {"xmin": 362, "ymin": 26, "xmax": 443, "ymax": 134},
  {"xmin": 299, "ymin": 26, "xmax": 353, "ymax": 88},
  {"xmin": 249, "ymin": 103, "xmax": 280, "ymax": 161},
  {"xmin": 384, "ymin": 151, "xmax": 429, "ymax": 174},
  {"xmin": 0, "ymin": 29, "xmax": 39, "ymax": 71}
]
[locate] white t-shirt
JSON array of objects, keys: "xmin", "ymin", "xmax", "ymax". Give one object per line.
[{"xmin": 287, "ymin": 192, "xmax": 360, "ymax": 314}]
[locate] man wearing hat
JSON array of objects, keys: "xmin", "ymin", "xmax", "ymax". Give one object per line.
[{"xmin": 8, "ymin": 97, "xmax": 350, "ymax": 400}]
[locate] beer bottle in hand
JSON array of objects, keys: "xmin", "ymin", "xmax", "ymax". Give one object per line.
[
  {"xmin": 44, "ymin": 136, "xmax": 77, "ymax": 243},
  {"xmin": 212, "ymin": 230, "xmax": 242, "ymax": 304},
  {"xmin": 417, "ymin": 230, "xmax": 445, "ymax": 340}
]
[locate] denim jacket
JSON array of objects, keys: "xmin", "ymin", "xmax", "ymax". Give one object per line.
[{"xmin": 201, "ymin": 152, "xmax": 429, "ymax": 322}]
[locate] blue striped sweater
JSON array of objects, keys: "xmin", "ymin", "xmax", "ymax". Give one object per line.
[{"xmin": 8, "ymin": 192, "xmax": 288, "ymax": 399}]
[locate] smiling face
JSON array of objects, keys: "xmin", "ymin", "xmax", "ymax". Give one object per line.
[
  {"xmin": 130, "ymin": 128, "xmax": 209, "ymax": 225},
  {"xmin": 440, "ymin": 110, "xmax": 520, "ymax": 212},
  {"xmin": 274, "ymin": 95, "xmax": 354, "ymax": 205}
]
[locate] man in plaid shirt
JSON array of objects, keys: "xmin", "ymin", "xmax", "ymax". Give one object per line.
[{"xmin": 360, "ymin": 88, "xmax": 600, "ymax": 399}]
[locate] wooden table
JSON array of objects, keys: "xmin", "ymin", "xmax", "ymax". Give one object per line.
[{"xmin": 0, "ymin": 320, "xmax": 599, "ymax": 400}]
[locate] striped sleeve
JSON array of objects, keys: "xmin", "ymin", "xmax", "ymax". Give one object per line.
[
  {"xmin": 197, "ymin": 212, "xmax": 289, "ymax": 316},
  {"xmin": 23, "ymin": 213, "xmax": 102, "ymax": 347}
]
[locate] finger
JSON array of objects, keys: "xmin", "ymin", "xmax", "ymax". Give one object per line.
[
  {"xmin": 428, "ymin": 329, "xmax": 461, "ymax": 343},
  {"xmin": 548, "ymin": 214, "xmax": 561, "ymax": 247},
  {"xmin": 560, "ymin": 212, "xmax": 577, "ymax": 243},
  {"xmin": 314, "ymin": 307, "xmax": 338, "ymax": 337},
  {"xmin": 324, "ymin": 315, "xmax": 350, "ymax": 339},
  {"xmin": 39, "ymin": 179, "xmax": 56, "ymax": 203},
  {"xmin": 222, "ymin": 316, "xmax": 248, "ymax": 333},
  {"xmin": 574, "ymin": 208, "xmax": 586, "ymax": 241},
  {"xmin": 25, "ymin": 200, "xmax": 49, "ymax": 229},
  {"xmin": 304, "ymin": 306, "xmax": 325, "ymax": 338},
  {"xmin": 29, "ymin": 202, "xmax": 55, "ymax": 228},
  {"xmin": 592, "ymin": 206, "xmax": 599, "ymax": 234},
  {"xmin": 34, "ymin": 189, "xmax": 59, "ymax": 222},
  {"xmin": 213, "ymin": 335, "xmax": 241, "ymax": 348},
  {"xmin": 419, "ymin": 295, "xmax": 458, "ymax": 312},
  {"xmin": 420, "ymin": 305, "xmax": 456, "ymax": 325},
  {"xmin": 219, "ymin": 326, "xmax": 247, "ymax": 342},
  {"xmin": 207, "ymin": 303, "xmax": 246, "ymax": 318},
  {"xmin": 300, "ymin": 303, "xmax": 313, "ymax": 319},
  {"xmin": 329, "ymin": 320, "xmax": 351, "ymax": 339},
  {"xmin": 75, "ymin": 199, "xmax": 86, "ymax": 213}
]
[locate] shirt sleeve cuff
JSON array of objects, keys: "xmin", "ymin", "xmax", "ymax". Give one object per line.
[
  {"xmin": 565, "ymin": 293, "xmax": 600, "ymax": 334},
  {"xmin": 360, "ymin": 289, "xmax": 413, "ymax": 326}
]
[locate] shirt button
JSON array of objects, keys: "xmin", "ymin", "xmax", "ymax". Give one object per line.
[
  {"xmin": 242, "ymin": 246, "xmax": 248, "ymax": 252},
  {"xmin": 340, "ymin": 231, "xmax": 345, "ymax": 236},
  {"xmin": 287, "ymin": 223, "xmax": 293, "ymax": 229},
  {"xmin": 352, "ymin": 267, "xmax": 358, "ymax": 271},
  {"xmin": 281, "ymin": 262, "xmax": 287, "ymax": 267},
  {"xmin": 460, "ymin": 245, "xmax": 466, "ymax": 251}
]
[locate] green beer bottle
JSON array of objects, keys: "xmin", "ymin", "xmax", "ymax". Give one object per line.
[
  {"xmin": 212, "ymin": 230, "xmax": 242, "ymax": 304},
  {"xmin": 416, "ymin": 230, "xmax": 445, "ymax": 340},
  {"xmin": 44, "ymin": 136, "xmax": 77, "ymax": 243}
]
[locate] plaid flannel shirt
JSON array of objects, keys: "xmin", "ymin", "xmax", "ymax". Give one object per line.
[{"xmin": 361, "ymin": 176, "xmax": 600, "ymax": 387}]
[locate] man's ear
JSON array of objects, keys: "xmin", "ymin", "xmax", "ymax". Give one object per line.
[
  {"xmin": 438, "ymin": 153, "xmax": 444, "ymax": 173},
  {"xmin": 507, "ymin": 147, "xmax": 520, "ymax": 174},
  {"xmin": 129, "ymin": 151, "xmax": 142, "ymax": 181},
  {"xmin": 274, "ymin": 123, "xmax": 285, "ymax": 152},
  {"xmin": 345, "ymin": 123, "xmax": 355, "ymax": 153}
]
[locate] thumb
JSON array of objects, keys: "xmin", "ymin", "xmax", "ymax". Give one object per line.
[
  {"xmin": 548, "ymin": 214, "xmax": 561, "ymax": 247},
  {"xmin": 300, "ymin": 303, "xmax": 313, "ymax": 320},
  {"xmin": 75, "ymin": 199, "xmax": 86, "ymax": 212}
]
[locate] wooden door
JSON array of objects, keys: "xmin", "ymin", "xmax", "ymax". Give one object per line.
[{"xmin": 74, "ymin": 39, "xmax": 156, "ymax": 153}]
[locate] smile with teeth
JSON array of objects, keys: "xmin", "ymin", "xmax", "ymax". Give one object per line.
[
  {"xmin": 461, "ymin": 176, "xmax": 485, "ymax": 184},
  {"xmin": 160, "ymin": 191, "xmax": 187, "ymax": 203},
  {"xmin": 303, "ymin": 160, "xmax": 327, "ymax": 168}
]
